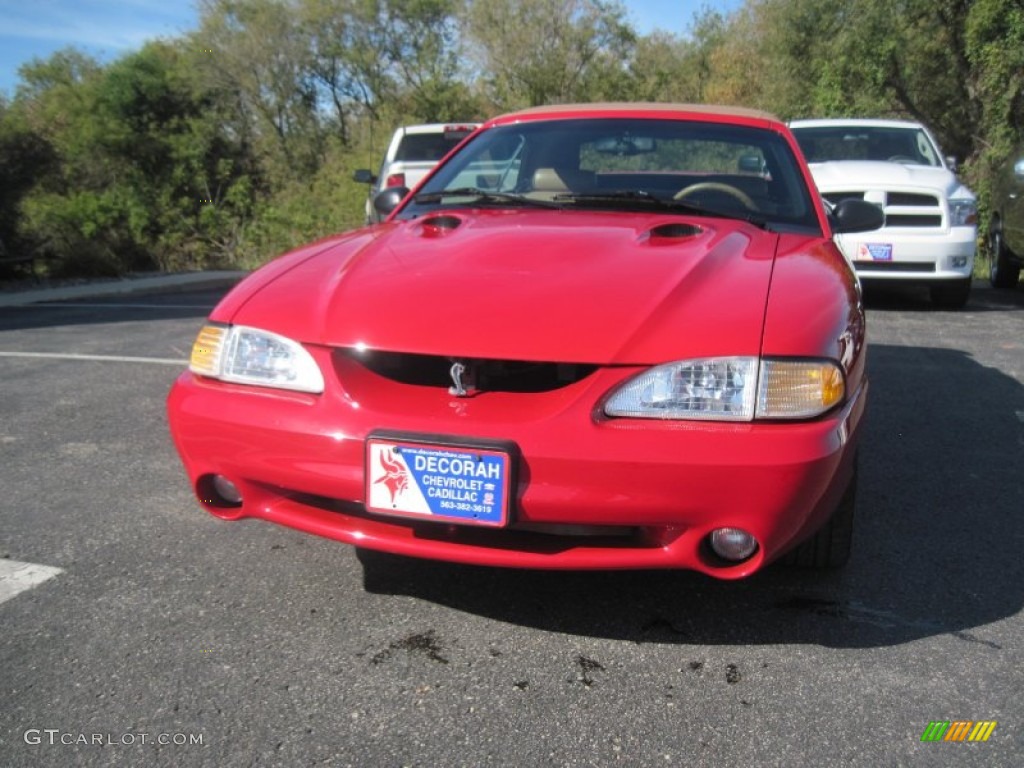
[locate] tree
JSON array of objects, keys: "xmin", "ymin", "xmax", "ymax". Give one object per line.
[
  {"xmin": 4, "ymin": 0, "xmax": 1023, "ymax": 278},
  {"xmin": 965, "ymin": 0, "xmax": 1024, "ymax": 216},
  {"xmin": 194, "ymin": 0, "xmax": 323, "ymax": 181},
  {"xmin": 462, "ymin": 0, "xmax": 635, "ymax": 110},
  {"xmin": 10, "ymin": 42, "xmax": 257, "ymax": 275},
  {"xmin": 729, "ymin": 0, "xmax": 977, "ymax": 157},
  {"xmin": 0, "ymin": 100, "xmax": 57, "ymax": 274},
  {"xmin": 302, "ymin": 0, "xmax": 481, "ymax": 135},
  {"xmin": 966, "ymin": 0, "xmax": 1024, "ymax": 150}
]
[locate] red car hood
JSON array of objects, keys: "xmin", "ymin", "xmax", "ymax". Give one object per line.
[{"xmin": 229, "ymin": 210, "xmax": 779, "ymax": 365}]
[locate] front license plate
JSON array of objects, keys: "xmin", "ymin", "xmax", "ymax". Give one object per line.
[
  {"xmin": 856, "ymin": 242, "xmax": 893, "ymax": 261},
  {"xmin": 365, "ymin": 434, "xmax": 512, "ymax": 527}
]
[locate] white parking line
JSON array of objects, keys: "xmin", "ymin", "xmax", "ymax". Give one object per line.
[
  {"xmin": 0, "ymin": 351, "xmax": 187, "ymax": 366},
  {"xmin": 0, "ymin": 559, "xmax": 63, "ymax": 605}
]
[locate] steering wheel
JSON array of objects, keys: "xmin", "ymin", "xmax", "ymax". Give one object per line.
[
  {"xmin": 887, "ymin": 155, "xmax": 917, "ymax": 163},
  {"xmin": 673, "ymin": 182, "xmax": 757, "ymax": 211}
]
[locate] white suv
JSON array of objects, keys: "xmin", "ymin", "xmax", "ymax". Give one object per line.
[
  {"xmin": 353, "ymin": 123, "xmax": 479, "ymax": 224},
  {"xmin": 791, "ymin": 119, "xmax": 977, "ymax": 308}
]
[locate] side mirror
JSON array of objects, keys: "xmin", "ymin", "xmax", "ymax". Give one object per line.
[
  {"xmin": 353, "ymin": 169, "xmax": 377, "ymax": 185},
  {"xmin": 1013, "ymin": 158, "xmax": 1024, "ymax": 180},
  {"xmin": 373, "ymin": 187, "xmax": 410, "ymax": 218},
  {"xmin": 830, "ymin": 199, "xmax": 884, "ymax": 234},
  {"xmin": 945, "ymin": 156, "xmax": 959, "ymax": 173}
]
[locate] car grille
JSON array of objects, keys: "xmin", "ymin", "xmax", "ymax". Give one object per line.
[
  {"xmin": 824, "ymin": 191, "xmax": 943, "ymax": 229},
  {"xmin": 341, "ymin": 349, "xmax": 598, "ymax": 393}
]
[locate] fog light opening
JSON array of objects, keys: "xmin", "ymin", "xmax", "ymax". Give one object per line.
[
  {"xmin": 709, "ymin": 528, "xmax": 758, "ymax": 562},
  {"xmin": 198, "ymin": 474, "xmax": 243, "ymax": 508}
]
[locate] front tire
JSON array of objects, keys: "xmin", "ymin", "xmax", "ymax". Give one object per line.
[
  {"xmin": 929, "ymin": 278, "xmax": 971, "ymax": 309},
  {"xmin": 782, "ymin": 461, "xmax": 856, "ymax": 569},
  {"xmin": 989, "ymin": 226, "xmax": 1021, "ymax": 289}
]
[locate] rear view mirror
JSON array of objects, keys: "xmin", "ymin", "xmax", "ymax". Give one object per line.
[{"xmin": 593, "ymin": 135, "xmax": 656, "ymax": 155}]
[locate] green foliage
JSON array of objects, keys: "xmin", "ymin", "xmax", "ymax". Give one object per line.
[
  {"xmin": 624, "ymin": 33, "xmax": 698, "ymax": 103},
  {"xmin": 2, "ymin": 0, "xmax": 1022, "ymax": 277},
  {"xmin": 463, "ymin": 0, "xmax": 635, "ymax": 110},
  {"xmin": 5, "ymin": 41, "xmax": 258, "ymax": 275},
  {"xmin": 964, "ymin": 0, "xmax": 1024, "ymax": 224},
  {"xmin": 0, "ymin": 102, "xmax": 56, "ymax": 273},
  {"xmin": 235, "ymin": 147, "xmax": 369, "ymax": 267}
]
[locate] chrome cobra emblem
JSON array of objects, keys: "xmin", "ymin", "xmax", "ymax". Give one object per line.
[{"xmin": 448, "ymin": 360, "xmax": 476, "ymax": 397}]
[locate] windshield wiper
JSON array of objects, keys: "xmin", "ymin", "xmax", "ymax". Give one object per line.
[
  {"xmin": 414, "ymin": 187, "xmax": 561, "ymax": 208},
  {"xmin": 554, "ymin": 190, "xmax": 774, "ymax": 230}
]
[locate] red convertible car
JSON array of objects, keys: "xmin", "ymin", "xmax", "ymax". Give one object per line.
[{"xmin": 167, "ymin": 103, "xmax": 883, "ymax": 579}]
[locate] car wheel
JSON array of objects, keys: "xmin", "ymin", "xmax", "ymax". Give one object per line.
[
  {"xmin": 989, "ymin": 226, "xmax": 1021, "ymax": 289},
  {"xmin": 929, "ymin": 278, "xmax": 971, "ymax": 309},
  {"xmin": 782, "ymin": 461, "xmax": 856, "ymax": 569}
]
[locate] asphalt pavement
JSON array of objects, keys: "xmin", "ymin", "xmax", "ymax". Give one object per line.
[{"xmin": 0, "ymin": 276, "xmax": 1021, "ymax": 767}]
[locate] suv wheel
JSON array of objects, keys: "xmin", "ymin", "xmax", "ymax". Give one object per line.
[
  {"xmin": 929, "ymin": 278, "xmax": 971, "ymax": 309},
  {"xmin": 989, "ymin": 225, "xmax": 1021, "ymax": 289}
]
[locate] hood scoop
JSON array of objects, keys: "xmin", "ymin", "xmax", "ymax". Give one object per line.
[
  {"xmin": 418, "ymin": 215, "xmax": 463, "ymax": 238},
  {"xmin": 646, "ymin": 222, "xmax": 703, "ymax": 243}
]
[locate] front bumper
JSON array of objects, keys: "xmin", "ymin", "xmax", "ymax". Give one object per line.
[
  {"xmin": 167, "ymin": 355, "xmax": 866, "ymax": 579},
  {"xmin": 836, "ymin": 227, "xmax": 976, "ymax": 282}
]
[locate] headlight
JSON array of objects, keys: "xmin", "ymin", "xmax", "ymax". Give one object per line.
[
  {"xmin": 189, "ymin": 324, "xmax": 324, "ymax": 393},
  {"xmin": 604, "ymin": 357, "xmax": 758, "ymax": 421},
  {"xmin": 949, "ymin": 198, "xmax": 977, "ymax": 227},
  {"xmin": 604, "ymin": 357, "xmax": 844, "ymax": 421}
]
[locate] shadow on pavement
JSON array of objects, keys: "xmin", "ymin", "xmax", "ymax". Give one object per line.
[
  {"xmin": 357, "ymin": 343, "xmax": 1024, "ymax": 649},
  {"xmin": 0, "ymin": 289, "xmax": 224, "ymax": 332},
  {"xmin": 863, "ymin": 280, "xmax": 1024, "ymax": 312}
]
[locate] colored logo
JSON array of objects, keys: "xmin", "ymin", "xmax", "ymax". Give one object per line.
[
  {"xmin": 921, "ymin": 721, "xmax": 997, "ymax": 742},
  {"xmin": 374, "ymin": 448, "xmax": 409, "ymax": 504}
]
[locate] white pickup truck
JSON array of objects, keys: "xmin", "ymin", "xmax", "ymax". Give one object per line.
[
  {"xmin": 791, "ymin": 118, "xmax": 977, "ymax": 308},
  {"xmin": 354, "ymin": 123, "xmax": 480, "ymax": 224}
]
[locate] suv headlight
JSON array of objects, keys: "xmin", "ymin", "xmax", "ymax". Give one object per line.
[
  {"xmin": 189, "ymin": 324, "xmax": 324, "ymax": 393},
  {"xmin": 949, "ymin": 198, "xmax": 977, "ymax": 227},
  {"xmin": 604, "ymin": 357, "xmax": 844, "ymax": 421}
]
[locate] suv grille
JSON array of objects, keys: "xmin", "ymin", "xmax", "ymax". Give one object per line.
[
  {"xmin": 887, "ymin": 192, "xmax": 938, "ymax": 206},
  {"xmin": 824, "ymin": 190, "xmax": 943, "ymax": 229}
]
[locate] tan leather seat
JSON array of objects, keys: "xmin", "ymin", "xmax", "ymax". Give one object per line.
[
  {"xmin": 532, "ymin": 168, "xmax": 572, "ymax": 192},
  {"xmin": 528, "ymin": 167, "xmax": 595, "ymax": 198}
]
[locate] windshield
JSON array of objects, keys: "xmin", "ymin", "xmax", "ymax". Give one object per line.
[
  {"xmin": 401, "ymin": 118, "xmax": 819, "ymax": 232},
  {"xmin": 791, "ymin": 125, "xmax": 942, "ymax": 167}
]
